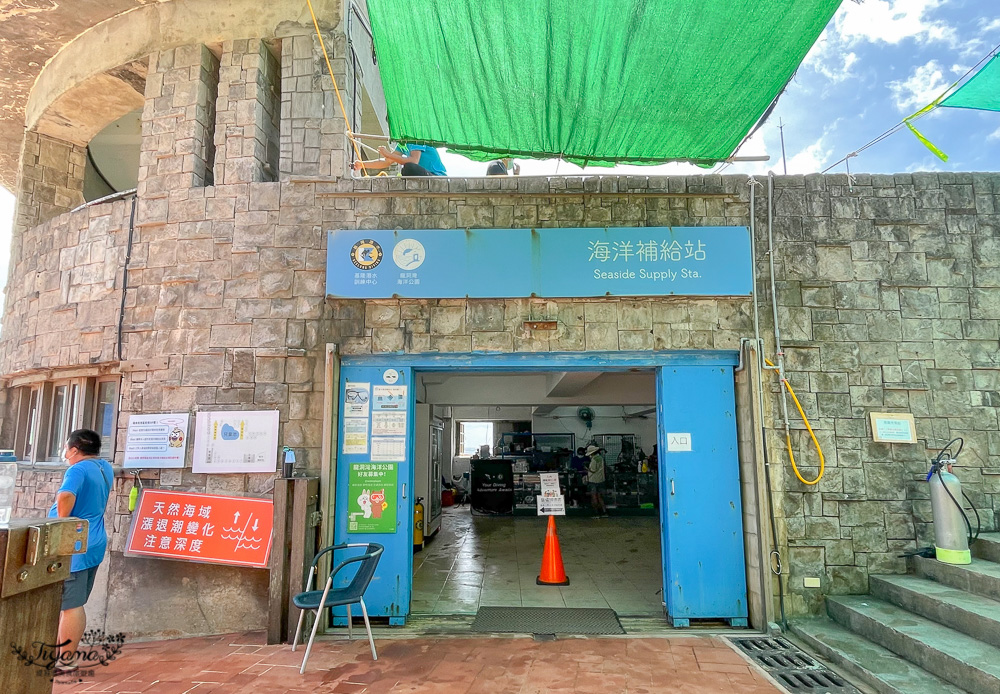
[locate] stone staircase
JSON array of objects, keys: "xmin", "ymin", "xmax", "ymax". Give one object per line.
[{"xmin": 790, "ymin": 533, "xmax": 1000, "ymax": 694}]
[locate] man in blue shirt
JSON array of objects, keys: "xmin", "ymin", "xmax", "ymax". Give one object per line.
[
  {"xmin": 352, "ymin": 143, "xmax": 447, "ymax": 176},
  {"xmin": 48, "ymin": 429, "xmax": 113, "ymax": 671}
]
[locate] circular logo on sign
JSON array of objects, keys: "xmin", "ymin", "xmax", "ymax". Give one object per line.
[
  {"xmin": 392, "ymin": 238, "xmax": 426, "ymax": 270},
  {"xmin": 350, "ymin": 239, "xmax": 383, "ymax": 270},
  {"xmin": 383, "ymin": 369, "xmax": 399, "ymax": 384}
]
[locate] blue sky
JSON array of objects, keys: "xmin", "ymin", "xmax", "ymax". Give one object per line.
[{"xmin": 2, "ymin": 0, "xmax": 999, "ymax": 301}]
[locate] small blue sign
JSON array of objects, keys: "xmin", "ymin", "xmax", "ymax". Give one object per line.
[{"xmin": 326, "ymin": 227, "xmax": 751, "ymax": 299}]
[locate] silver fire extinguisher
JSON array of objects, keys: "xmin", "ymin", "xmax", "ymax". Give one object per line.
[{"xmin": 926, "ymin": 438, "xmax": 976, "ymax": 565}]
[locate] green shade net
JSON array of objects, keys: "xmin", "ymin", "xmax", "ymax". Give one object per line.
[
  {"xmin": 365, "ymin": 0, "xmax": 842, "ymax": 166},
  {"xmin": 942, "ymin": 54, "xmax": 1000, "ymax": 112}
]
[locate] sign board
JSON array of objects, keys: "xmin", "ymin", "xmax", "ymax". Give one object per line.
[
  {"xmin": 347, "ymin": 462, "xmax": 398, "ymax": 533},
  {"xmin": 667, "ymin": 433, "xmax": 692, "ymax": 452},
  {"xmin": 192, "ymin": 410, "xmax": 280, "ymax": 474},
  {"xmin": 870, "ymin": 412, "xmax": 917, "ymax": 443},
  {"xmin": 123, "ymin": 413, "xmax": 190, "ymax": 468},
  {"xmin": 124, "ymin": 489, "xmax": 273, "ymax": 568},
  {"xmin": 537, "ymin": 473, "xmax": 566, "ymax": 516},
  {"xmin": 471, "ymin": 459, "xmax": 514, "ymax": 515},
  {"xmin": 327, "ymin": 227, "xmax": 752, "ymax": 299}
]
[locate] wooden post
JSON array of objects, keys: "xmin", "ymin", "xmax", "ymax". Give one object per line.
[{"xmin": 268, "ymin": 477, "xmax": 320, "ymax": 644}]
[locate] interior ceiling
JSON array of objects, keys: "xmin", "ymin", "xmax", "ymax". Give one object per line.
[
  {"xmin": 0, "ymin": 0, "xmax": 152, "ymax": 191},
  {"xmin": 417, "ymin": 371, "xmax": 656, "ymax": 407}
]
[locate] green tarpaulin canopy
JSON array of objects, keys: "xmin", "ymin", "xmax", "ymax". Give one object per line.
[
  {"xmin": 365, "ymin": 0, "xmax": 842, "ymax": 166},
  {"xmin": 942, "ymin": 53, "xmax": 1000, "ymax": 112}
]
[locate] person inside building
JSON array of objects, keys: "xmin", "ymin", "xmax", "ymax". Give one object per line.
[
  {"xmin": 48, "ymin": 429, "xmax": 114, "ymax": 675},
  {"xmin": 586, "ymin": 444, "xmax": 607, "ymax": 517},
  {"xmin": 353, "ymin": 143, "xmax": 447, "ymax": 177},
  {"xmin": 569, "ymin": 446, "xmax": 589, "ymax": 507}
]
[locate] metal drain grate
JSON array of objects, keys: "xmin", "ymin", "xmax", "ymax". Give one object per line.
[{"xmin": 729, "ymin": 636, "xmax": 862, "ymax": 693}]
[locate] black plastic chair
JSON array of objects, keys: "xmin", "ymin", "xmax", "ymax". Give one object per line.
[{"xmin": 291, "ymin": 542, "xmax": 383, "ymax": 673}]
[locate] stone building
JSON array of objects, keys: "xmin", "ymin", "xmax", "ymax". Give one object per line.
[{"xmin": 1, "ymin": 0, "xmax": 999, "ymax": 641}]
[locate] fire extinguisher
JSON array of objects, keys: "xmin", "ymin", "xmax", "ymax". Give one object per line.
[{"xmin": 414, "ymin": 497, "xmax": 425, "ymax": 551}]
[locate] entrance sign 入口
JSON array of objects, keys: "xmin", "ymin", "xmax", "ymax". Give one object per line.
[
  {"xmin": 667, "ymin": 433, "xmax": 692, "ymax": 452},
  {"xmin": 327, "ymin": 227, "xmax": 752, "ymax": 299},
  {"xmin": 123, "ymin": 413, "xmax": 190, "ymax": 469},
  {"xmin": 124, "ymin": 489, "xmax": 273, "ymax": 567},
  {"xmin": 870, "ymin": 412, "xmax": 917, "ymax": 443},
  {"xmin": 192, "ymin": 410, "xmax": 280, "ymax": 474},
  {"xmin": 348, "ymin": 463, "xmax": 398, "ymax": 533}
]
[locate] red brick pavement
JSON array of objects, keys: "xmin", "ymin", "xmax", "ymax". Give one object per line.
[{"xmin": 50, "ymin": 631, "xmax": 784, "ymax": 694}]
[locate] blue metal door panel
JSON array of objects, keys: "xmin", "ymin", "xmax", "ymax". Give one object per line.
[
  {"xmin": 657, "ymin": 365, "xmax": 747, "ymax": 625},
  {"xmin": 334, "ymin": 365, "xmax": 414, "ymax": 625}
]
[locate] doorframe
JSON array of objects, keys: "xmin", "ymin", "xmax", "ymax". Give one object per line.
[{"xmin": 324, "ymin": 348, "xmax": 767, "ymax": 625}]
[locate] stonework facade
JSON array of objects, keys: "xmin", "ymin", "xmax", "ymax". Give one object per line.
[{"xmin": 2, "ymin": 0, "xmax": 999, "ymax": 638}]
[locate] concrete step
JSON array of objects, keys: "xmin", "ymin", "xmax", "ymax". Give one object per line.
[
  {"xmin": 827, "ymin": 595, "xmax": 1000, "ymax": 694},
  {"xmin": 971, "ymin": 533, "xmax": 1000, "ymax": 563},
  {"xmin": 914, "ymin": 554, "xmax": 1000, "ymax": 602},
  {"xmin": 871, "ymin": 573, "xmax": 1000, "ymax": 650},
  {"xmin": 791, "ymin": 617, "xmax": 968, "ymax": 694}
]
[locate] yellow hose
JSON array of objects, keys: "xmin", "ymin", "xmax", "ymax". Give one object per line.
[
  {"xmin": 306, "ymin": 0, "xmax": 368, "ymax": 175},
  {"xmin": 765, "ymin": 358, "xmax": 825, "ymax": 485}
]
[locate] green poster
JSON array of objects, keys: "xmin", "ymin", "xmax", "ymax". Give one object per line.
[{"xmin": 347, "ymin": 462, "xmax": 397, "ymax": 533}]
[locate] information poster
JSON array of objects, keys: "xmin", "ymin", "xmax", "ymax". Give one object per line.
[
  {"xmin": 471, "ymin": 459, "xmax": 514, "ymax": 516},
  {"xmin": 537, "ymin": 472, "xmax": 566, "ymax": 516},
  {"xmin": 343, "ymin": 418, "xmax": 370, "ymax": 454},
  {"xmin": 192, "ymin": 410, "xmax": 280, "ymax": 474},
  {"xmin": 124, "ymin": 489, "xmax": 273, "ymax": 567},
  {"xmin": 345, "ymin": 382, "xmax": 370, "ymax": 417},
  {"xmin": 372, "ymin": 412, "xmax": 406, "ymax": 436},
  {"xmin": 371, "ymin": 437, "xmax": 406, "ymax": 461},
  {"xmin": 123, "ymin": 413, "xmax": 190, "ymax": 469},
  {"xmin": 347, "ymin": 462, "xmax": 398, "ymax": 533},
  {"xmin": 373, "ymin": 385, "xmax": 408, "ymax": 411}
]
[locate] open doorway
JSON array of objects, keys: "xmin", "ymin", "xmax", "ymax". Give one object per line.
[{"xmin": 410, "ymin": 370, "xmax": 663, "ymax": 617}]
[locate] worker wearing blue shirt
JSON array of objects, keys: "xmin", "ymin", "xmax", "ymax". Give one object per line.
[{"xmin": 353, "ymin": 143, "xmax": 447, "ymax": 176}]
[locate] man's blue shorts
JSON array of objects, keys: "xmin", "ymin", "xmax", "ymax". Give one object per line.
[{"xmin": 61, "ymin": 565, "xmax": 99, "ymax": 610}]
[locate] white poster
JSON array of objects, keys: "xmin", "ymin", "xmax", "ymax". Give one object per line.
[
  {"xmin": 539, "ymin": 472, "xmax": 561, "ymax": 497},
  {"xmin": 193, "ymin": 410, "xmax": 280, "ymax": 474},
  {"xmin": 344, "ymin": 382, "xmax": 370, "ymax": 418},
  {"xmin": 372, "ymin": 411, "xmax": 407, "ymax": 436},
  {"xmin": 537, "ymin": 495, "xmax": 566, "ymax": 516},
  {"xmin": 123, "ymin": 413, "xmax": 190, "ymax": 469},
  {"xmin": 343, "ymin": 417, "xmax": 370, "ymax": 454},
  {"xmin": 373, "ymin": 385, "xmax": 408, "ymax": 411},
  {"xmin": 371, "ymin": 437, "xmax": 406, "ymax": 461}
]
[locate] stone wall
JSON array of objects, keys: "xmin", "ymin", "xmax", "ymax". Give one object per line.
[
  {"xmin": 0, "ymin": 198, "xmax": 129, "ymax": 373},
  {"xmin": 15, "ymin": 131, "xmax": 86, "ymax": 232},
  {"xmin": 214, "ymin": 39, "xmax": 281, "ymax": 185}
]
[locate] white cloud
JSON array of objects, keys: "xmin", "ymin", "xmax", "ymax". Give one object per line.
[
  {"xmin": 988, "ymin": 126, "xmax": 1000, "ymax": 142},
  {"xmin": 980, "ymin": 18, "xmax": 1000, "ymax": 34},
  {"xmin": 888, "ymin": 60, "xmax": 951, "ymax": 113},
  {"xmin": 802, "ymin": 32, "xmax": 860, "ymax": 84},
  {"xmin": 834, "ymin": 0, "xmax": 958, "ymax": 47},
  {"xmin": 785, "ymin": 133, "xmax": 835, "ymax": 175}
]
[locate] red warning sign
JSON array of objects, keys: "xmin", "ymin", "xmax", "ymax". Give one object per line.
[{"xmin": 125, "ymin": 489, "xmax": 273, "ymax": 568}]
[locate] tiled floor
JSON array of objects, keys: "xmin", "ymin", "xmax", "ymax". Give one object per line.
[
  {"xmin": 412, "ymin": 506, "xmax": 663, "ymax": 615},
  {"xmin": 50, "ymin": 631, "xmax": 783, "ymax": 694}
]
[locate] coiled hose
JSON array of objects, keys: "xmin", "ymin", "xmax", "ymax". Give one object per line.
[{"xmin": 765, "ymin": 358, "xmax": 825, "ymax": 485}]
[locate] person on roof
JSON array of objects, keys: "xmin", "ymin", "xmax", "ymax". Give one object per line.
[
  {"xmin": 486, "ymin": 157, "xmax": 520, "ymax": 175},
  {"xmin": 353, "ymin": 144, "xmax": 447, "ymax": 176}
]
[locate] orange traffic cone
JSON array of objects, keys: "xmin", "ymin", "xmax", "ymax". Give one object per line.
[{"xmin": 536, "ymin": 515, "xmax": 570, "ymax": 585}]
